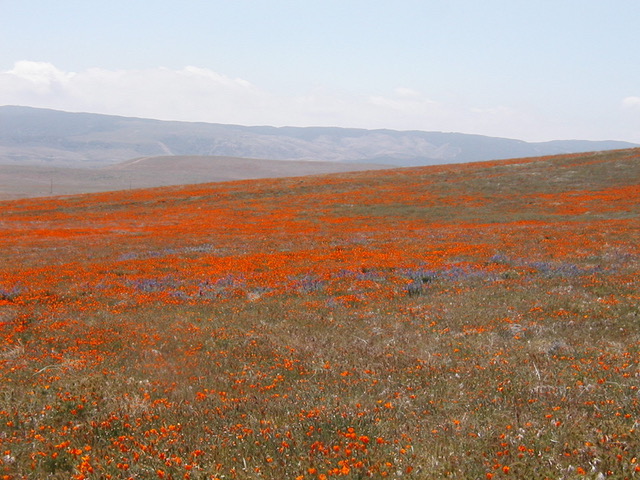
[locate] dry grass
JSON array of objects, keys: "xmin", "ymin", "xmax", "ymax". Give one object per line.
[{"xmin": 0, "ymin": 156, "xmax": 388, "ymax": 200}]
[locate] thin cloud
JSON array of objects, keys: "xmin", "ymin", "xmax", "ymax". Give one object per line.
[
  {"xmin": 368, "ymin": 88, "xmax": 437, "ymax": 114},
  {"xmin": 2, "ymin": 61, "xmax": 75, "ymax": 99},
  {"xmin": 8, "ymin": 60, "xmax": 75, "ymax": 86},
  {"xmin": 622, "ymin": 96, "xmax": 640, "ymax": 109},
  {"xmin": 0, "ymin": 60, "xmax": 533, "ymax": 139},
  {"xmin": 0, "ymin": 61, "xmax": 267, "ymax": 124}
]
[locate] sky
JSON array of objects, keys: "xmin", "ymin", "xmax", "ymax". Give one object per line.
[{"xmin": 2, "ymin": 0, "xmax": 640, "ymax": 143}]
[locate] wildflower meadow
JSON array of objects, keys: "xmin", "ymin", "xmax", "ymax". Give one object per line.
[{"xmin": 0, "ymin": 148, "xmax": 639, "ymax": 479}]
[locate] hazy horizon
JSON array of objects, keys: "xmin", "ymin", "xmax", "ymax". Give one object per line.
[{"xmin": 2, "ymin": 1, "xmax": 640, "ymax": 143}]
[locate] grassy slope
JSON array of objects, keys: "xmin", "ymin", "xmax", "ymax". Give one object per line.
[{"xmin": 0, "ymin": 148, "xmax": 639, "ymax": 479}]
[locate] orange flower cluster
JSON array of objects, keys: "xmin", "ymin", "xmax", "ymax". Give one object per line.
[{"xmin": 0, "ymin": 148, "xmax": 638, "ymax": 478}]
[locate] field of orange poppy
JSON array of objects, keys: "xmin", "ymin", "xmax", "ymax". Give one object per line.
[{"xmin": 0, "ymin": 148, "xmax": 639, "ymax": 479}]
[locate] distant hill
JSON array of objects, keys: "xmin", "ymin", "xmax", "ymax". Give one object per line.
[
  {"xmin": 0, "ymin": 156, "xmax": 388, "ymax": 200},
  {"xmin": 1, "ymin": 105, "xmax": 637, "ymax": 168}
]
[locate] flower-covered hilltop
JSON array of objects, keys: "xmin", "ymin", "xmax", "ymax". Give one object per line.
[{"xmin": 1, "ymin": 149, "xmax": 639, "ymax": 479}]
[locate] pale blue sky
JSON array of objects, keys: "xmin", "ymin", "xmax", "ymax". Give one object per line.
[{"xmin": 2, "ymin": 0, "xmax": 640, "ymax": 142}]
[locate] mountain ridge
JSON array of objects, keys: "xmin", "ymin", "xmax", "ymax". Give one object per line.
[{"xmin": 1, "ymin": 105, "xmax": 636, "ymax": 168}]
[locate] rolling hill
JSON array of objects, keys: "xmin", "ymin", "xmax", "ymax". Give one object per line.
[
  {"xmin": 1, "ymin": 148, "xmax": 638, "ymax": 478},
  {"xmin": 1, "ymin": 105, "xmax": 637, "ymax": 168},
  {"xmin": 0, "ymin": 155, "xmax": 388, "ymax": 200}
]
